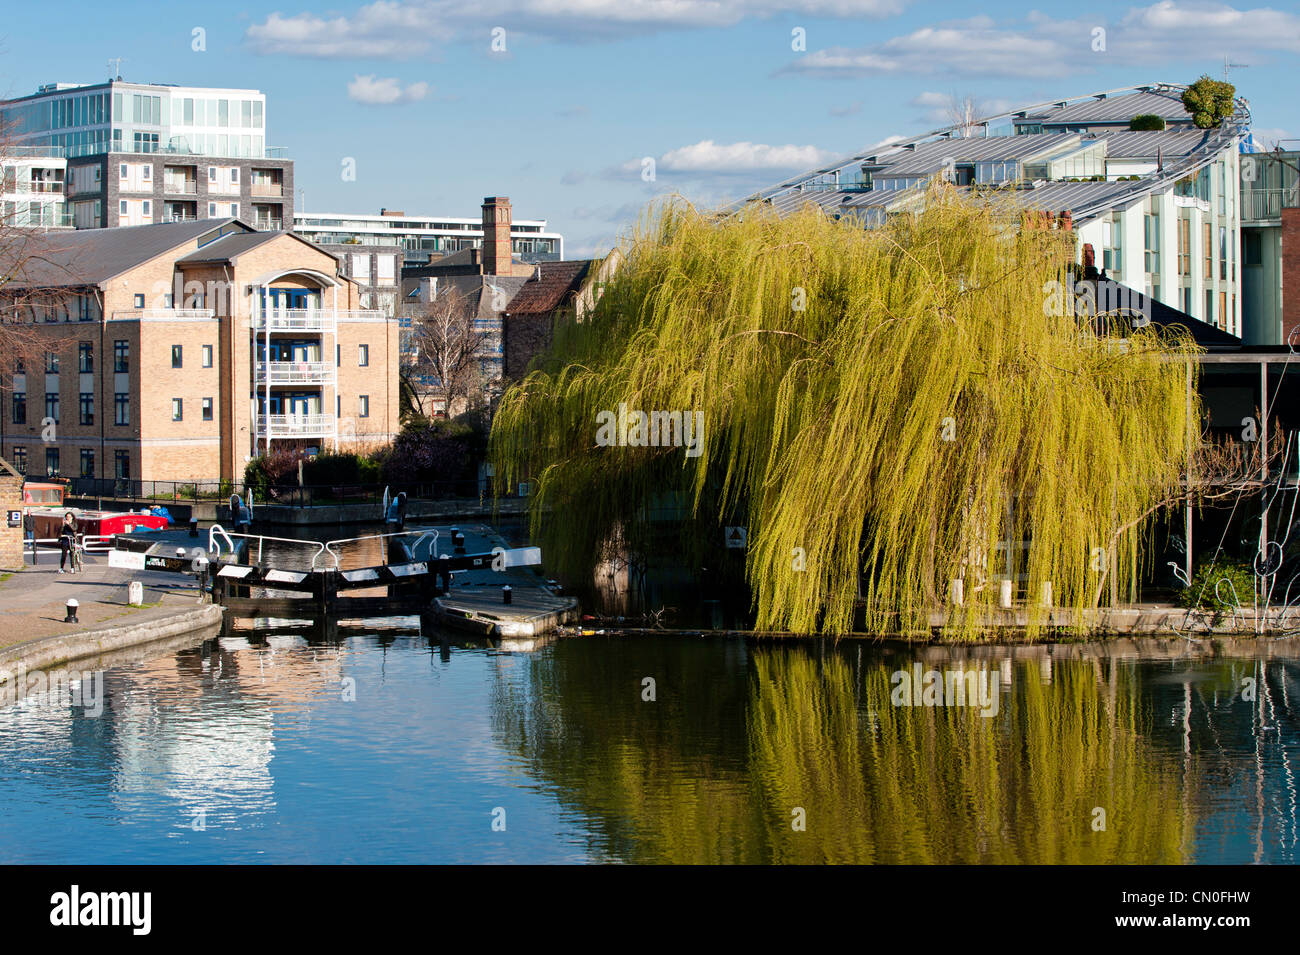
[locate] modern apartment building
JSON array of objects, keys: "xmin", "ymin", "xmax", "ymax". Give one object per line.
[
  {"xmin": 0, "ymin": 219, "xmax": 399, "ymax": 483},
  {"xmin": 0, "ymin": 80, "xmax": 293, "ymax": 231},
  {"xmin": 1, "ymin": 148, "xmax": 69, "ymax": 227},
  {"xmin": 1239, "ymin": 149, "xmax": 1300, "ymax": 346},
  {"xmin": 748, "ymin": 84, "xmax": 1249, "ymax": 337},
  {"xmin": 293, "ymin": 207, "xmax": 563, "ymax": 269}
]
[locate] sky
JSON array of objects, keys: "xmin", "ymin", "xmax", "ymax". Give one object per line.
[{"xmin": 1, "ymin": 0, "xmax": 1297, "ymax": 257}]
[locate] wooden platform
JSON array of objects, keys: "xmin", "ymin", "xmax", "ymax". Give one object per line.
[{"xmin": 435, "ymin": 584, "xmax": 579, "ymax": 638}]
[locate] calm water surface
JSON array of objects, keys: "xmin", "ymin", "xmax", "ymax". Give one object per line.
[{"xmin": 0, "ymin": 628, "xmax": 1297, "ymax": 864}]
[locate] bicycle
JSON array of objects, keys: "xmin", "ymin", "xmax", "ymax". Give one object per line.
[{"xmin": 69, "ymin": 535, "xmax": 84, "ymax": 574}]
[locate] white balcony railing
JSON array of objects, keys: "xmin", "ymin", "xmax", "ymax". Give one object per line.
[
  {"xmin": 256, "ymin": 414, "xmax": 334, "ymax": 437},
  {"xmin": 250, "ymin": 183, "xmax": 283, "ymax": 197},
  {"xmin": 163, "ymin": 180, "xmax": 198, "ymax": 194},
  {"xmin": 1241, "ymin": 187, "xmax": 1299, "ymax": 222},
  {"xmin": 255, "ymin": 360, "xmax": 335, "ymax": 384},
  {"xmin": 251, "ymin": 308, "xmax": 385, "ymax": 331},
  {"xmin": 112, "ymin": 308, "xmax": 216, "ymax": 321}
]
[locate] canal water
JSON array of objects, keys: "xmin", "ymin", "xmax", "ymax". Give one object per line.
[{"xmin": 0, "ymin": 628, "xmax": 1296, "ymax": 864}]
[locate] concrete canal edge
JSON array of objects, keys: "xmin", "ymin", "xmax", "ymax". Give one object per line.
[{"xmin": 0, "ymin": 604, "xmax": 223, "ymax": 676}]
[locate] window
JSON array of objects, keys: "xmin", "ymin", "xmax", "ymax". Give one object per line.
[
  {"xmin": 80, "ymin": 449, "xmax": 95, "ymax": 479},
  {"xmin": 358, "ymin": 344, "xmax": 369, "ymax": 366},
  {"xmin": 45, "ymin": 448, "xmax": 59, "ymax": 477},
  {"xmin": 202, "ymin": 397, "xmax": 213, "ymax": 421},
  {"xmin": 202, "ymin": 344, "xmax": 213, "ymax": 368},
  {"xmin": 114, "ymin": 340, "xmax": 129, "ymax": 372},
  {"xmin": 1205, "ymin": 290, "xmax": 1213, "ymax": 326},
  {"xmin": 133, "ymin": 293, "xmax": 145, "ymax": 308},
  {"xmin": 1203, "ymin": 223, "xmax": 1213, "ymax": 278},
  {"xmin": 45, "ymin": 352, "xmax": 59, "ymax": 374},
  {"xmin": 119, "ymin": 200, "xmax": 128, "ymax": 215},
  {"xmin": 336, "ymin": 395, "xmax": 341, "ymax": 416},
  {"xmin": 114, "ymin": 393, "xmax": 129, "ymax": 425},
  {"xmin": 79, "ymin": 393, "xmax": 94, "ymax": 426},
  {"xmin": 1219, "ymin": 226, "xmax": 1228, "ymax": 280},
  {"xmin": 11, "ymin": 394, "xmax": 25, "ymax": 424},
  {"xmin": 1144, "ymin": 203, "xmax": 1161, "ymax": 274},
  {"xmin": 1220, "ymin": 291, "xmax": 1228, "ymax": 328},
  {"xmin": 336, "ymin": 344, "xmax": 341, "ymax": 367},
  {"xmin": 142, "ymin": 165, "xmax": 151, "ymax": 181},
  {"xmin": 114, "ymin": 450, "xmax": 130, "ymax": 479},
  {"xmin": 172, "ymin": 398, "xmax": 183, "ymax": 421},
  {"xmin": 171, "ymin": 344, "xmax": 183, "ymax": 368},
  {"xmin": 78, "ymin": 341, "xmax": 93, "ymax": 373},
  {"xmin": 358, "ymin": 395, "xmax": 370, "ymax": 418},
  {"xmin": 1245, "ymin": 231, "xmax": 1262, "ymax": 266},
  {"xmin": 119, "ymin": 164, "xmax": 128, "ymax": 179},
  {"xmin": 11, "ymin": 447, "xmax": 25, "ymax": 474},
  {"xmin": 230, "ymin": 168, "xmax": 239, "ymax": 184},
  {"xmin": 208, "ymin": 202, "xmax": 216, "ymax": 216},
  {"xmin": 45, "ymin": 392, "xmax": 59, "ymax": 424},
  {"xmin": 142, "ymin": 199, "xmax": 151, "ymax": 216},
  {"xmin": 208, "ymin": 167, "xmax": 217, "ymax": 182}
]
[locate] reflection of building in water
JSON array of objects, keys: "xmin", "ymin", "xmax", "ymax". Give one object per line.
[{"xmin": 105, "ymin": 640, "xmax": 345, "ymax": 817}]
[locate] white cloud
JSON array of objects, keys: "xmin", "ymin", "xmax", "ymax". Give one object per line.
[
  {"xmin": 783, "ymin": 3, "xmax": 1300, "ymax": 79},
  {"xmin": 658, "ymin": 139, "xmax": 837, "ymax": 172},
  {"xmin": 347, "ymin": 75, "xmax": 431, "ymax": 104},
  {"xmin": 246, "ymin": 0, "xmax": 908, "ymax": 56},
  {"xmin": 248, "ymin": 6, "xmax": 451, "ymax": 57}
]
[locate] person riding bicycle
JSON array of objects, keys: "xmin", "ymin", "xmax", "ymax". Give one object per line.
[{"xmin": 58, "ymin": 511, "xmax": 78, "ymax": 574}]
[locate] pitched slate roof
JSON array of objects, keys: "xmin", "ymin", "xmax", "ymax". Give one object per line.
[
  {"xmin": 504, "ymin": 260, "xmax": 594, "ymax": 315},
  {"xmin": 174, "ymin": 230, "xmax": 285, "ymax": 263},
  {"xmin": 7, "ymin": 219, "xmax": 246, "ymax": 288}
]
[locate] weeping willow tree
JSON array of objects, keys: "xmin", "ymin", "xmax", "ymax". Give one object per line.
[{"xmin": 492, "ymin": 185, "xmax": 1201, "ymax": 637}]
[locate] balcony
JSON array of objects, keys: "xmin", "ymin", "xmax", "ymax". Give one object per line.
[
  {"xmin": 255, "ymin": 414, "xmax": 335, "ymax": 438},
  {"xmin": 254, "ymin": 217, "xmax": 284, "ymax": 231},
  {"xmin": 163, "ymin": 180, "xmax": 198, "ymax": 195},
  {"xmin": 113, "ymin": 308, "xmax": 215, "ymax": 321},
  {"xmin": 1241, "ymin": 187, "xmax": 1299, "ymax": 223},
  {"xmin": 255, "ymin": 360, "xmax": 335, "ymax": 385},
  {"xmin": 252, "ymin": 308, "xmax": 385, "ymax": 331},
  {"xmin": 251, "ymin": 183, "xmax": 283, "ymax": 197}
]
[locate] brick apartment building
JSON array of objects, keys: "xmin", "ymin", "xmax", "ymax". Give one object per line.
[{"xmin": 0, "ymin": 218, "xmax": 399, "ymax": 484}]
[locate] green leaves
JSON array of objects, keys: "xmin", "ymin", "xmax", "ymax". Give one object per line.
[{"xmin": 491, "ymin": 188, "xmax": 1200, "ymax": 637}]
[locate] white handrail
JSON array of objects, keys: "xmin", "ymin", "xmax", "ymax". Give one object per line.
[
  {"xmin": 206, "ymin": 527, "xmax": 325, "ymax": 567},
  {"xmin": 320, "ymin": 529, "xmax": 432, "ymax": 570},
  {"xmin": 208, "ymin": 523, "xmax": 236, "ymax": 556}
]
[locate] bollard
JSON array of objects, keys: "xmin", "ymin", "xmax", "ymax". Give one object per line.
[
  {"xmin": 64, "ymin": 599, "xmax": 79, "ymax": 623},
  {"xmin": 189, "ymin": 517, "xmax": 199, "ymax": 538},
  {"xmin": 127, "ymin": 581, "xmax": 143, "ymax": 606},
  {"xmin": 999, "ymin": 579, "xmax": 1013, "ymax": 609},
  {"xmin": 949, "ymin": 578, "xmax": 963, "ymax": 607},
  {"xmin": 453, "ymin": 532, "xmax": 466, "ymax": 554},
  {"xmin": 502, "ymin": 585, "xmax": 512, "ymax": 606},
  {"xmin": 1041, "ymin": 580, "xmax": 1053, "ymax": 609}
]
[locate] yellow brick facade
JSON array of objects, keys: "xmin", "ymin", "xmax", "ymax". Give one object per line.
[{"xmin": 0, "ymin": 224, "xmax": 401, "ymax": 486}]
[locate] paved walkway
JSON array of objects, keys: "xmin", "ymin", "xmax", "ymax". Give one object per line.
[{"xmin": 0, "ymin": 546, "xmax": 204, "ymax": 648}]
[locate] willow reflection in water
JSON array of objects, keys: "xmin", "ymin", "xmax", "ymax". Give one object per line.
[{"xmin": 491, "ymin": 641, "xmax": 1298, "ymax": 864}]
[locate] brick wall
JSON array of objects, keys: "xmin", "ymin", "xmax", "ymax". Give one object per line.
[
  {"xmin": 0, "ymin": 464, "xmax": 22, "ymax": 571},
  {"xmin": 1282, "ymin": 208, "xmax": 1300, "ymax": 348},
  {"xmin": 503, "ymin": 313, "xmax": 556, "ymax": 381}
]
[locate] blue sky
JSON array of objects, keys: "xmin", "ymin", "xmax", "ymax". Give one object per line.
[{"xmin": 1, "ymin": 0, "xmax": 1297, "ymax": 256}]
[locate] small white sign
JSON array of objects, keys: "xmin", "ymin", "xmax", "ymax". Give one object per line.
[
  {"xmin": 109, "ymin": 550, "xmax": 146, "ymax": 570},
  {"xmin": 725, "ymin": 526, "xmax": 747, "ymax": 549}
]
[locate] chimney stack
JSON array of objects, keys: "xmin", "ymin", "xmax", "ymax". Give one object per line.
[{"xmin": 481, "ymin": 196, "xmax": 518, "ymax": 276}]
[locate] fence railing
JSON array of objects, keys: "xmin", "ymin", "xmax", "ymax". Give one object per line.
[{"xmin": 64, "ymin": 478, "xmax": 486, "ymax": 507}]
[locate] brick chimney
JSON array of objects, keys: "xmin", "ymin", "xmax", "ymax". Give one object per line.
[{"xmin": 482, "ymin": 196, "xmax": 516, "ymax": 276}]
